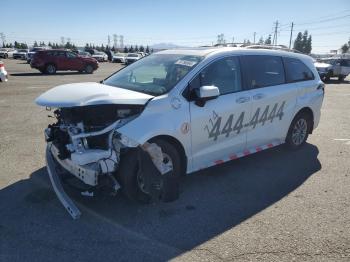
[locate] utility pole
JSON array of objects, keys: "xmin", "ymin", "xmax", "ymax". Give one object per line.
[
  {"xmin": 0, "ymin": 33, "xmax": 5, "ymax": 46},
  {"xmin": 119, "ymin": 35, "xmax": 124, "ymax": 49},
  {"xmin": 253, "ymin": 32, "xmax": 256, "ymax": 44},
  {"xmin": 108, "ymin": 35, "xmax": 111, "ymax": 47},
  {"xmin": 289, "ymin": 22, "xmax": 294, "ymax": 49},
  {"xmin": 113, "ymin": 34, "xmax": 118, "ymax": 49},
  {"xmin": 272, "ymin": 20, "xmax": 279, "ymax": 45}
]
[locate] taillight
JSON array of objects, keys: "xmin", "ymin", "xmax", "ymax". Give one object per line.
[{"xmin": 0, "ymin": 63, "xmax": 4, "ymax": 68}]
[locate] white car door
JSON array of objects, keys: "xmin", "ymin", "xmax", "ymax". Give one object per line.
[
  {"xmin": 241, "ymin": 56, "xmax": 316, "ymax": 149},
  {"xmin": 241, "ymin": 55, "xmax": 299, "ymax": 149},
  {"xmin": 189, "ymin": 56, "xmax": 252, "ymax": 170}
]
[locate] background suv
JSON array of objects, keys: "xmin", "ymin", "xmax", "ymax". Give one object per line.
[
  {"xmin": 31, "ymin": 49, "xmax": 99, "ymax": 74},
  {"xmin": 315, "ymin": 58, "xmax": 350, "ymax": 81}
]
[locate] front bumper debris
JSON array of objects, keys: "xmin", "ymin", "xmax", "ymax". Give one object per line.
[{"xmin": 46, "ymin": 144, "xmax": 81, "ymax": 219}]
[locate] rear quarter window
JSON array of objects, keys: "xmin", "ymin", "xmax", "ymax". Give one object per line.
[
  {"xmin": 240, "ymin": 55, "xmax": 285, "ymax": 89},
  {"xmin": 283, "ymin": 57, "xmax": 314, "ymax": 82}
]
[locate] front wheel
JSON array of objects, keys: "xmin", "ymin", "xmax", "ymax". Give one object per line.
[
  {"xmin": 117, "ymin": 139, "xmax": 181, "ymax": 203},
  {"xmin": 84, "ymin": 64, "xmax": 94, "ymax": 74},
  {"xmin": 285, "ymin": 112, "xmax": 311, "ymax": 150}
]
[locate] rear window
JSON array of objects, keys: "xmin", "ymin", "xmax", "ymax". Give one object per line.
[
  {"xmin": 240, "ymin": 55, "xmax": 285, "ymax": 88},
  {"xmin": 283, "ymin": 57, "xmax": 314, "ymax": 82}
]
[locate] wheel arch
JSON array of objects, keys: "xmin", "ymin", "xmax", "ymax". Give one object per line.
[{"xmin": 148, "ymin": 135, "xmax": 187, "ymax": 175}]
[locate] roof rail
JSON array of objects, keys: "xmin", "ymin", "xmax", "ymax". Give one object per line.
[{"xmin": 245, "ymin": 44, "xmax": 302, "ymax": 54}]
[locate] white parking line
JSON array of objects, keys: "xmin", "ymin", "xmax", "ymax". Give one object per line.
[
  {"xmin": 27, "ymin": 86, "xmax": 47, "ymax": 89},
  {"xmin": 334, "ymin": 138, "xmax": 350, "ymax": 145}
]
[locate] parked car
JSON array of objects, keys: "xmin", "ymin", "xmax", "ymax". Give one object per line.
[
  {"xmin": 35, "ymin": 47, "xmax": 324, "ymax": 219},
  {"xmin": 0, "ymin": 48, "xmax": 16, "ymax": 59},
  {"xmin": 315, "ymin": 58, "xmax": 350, "ymax": 81},
  {"xmin": 112, "ymin": 52, "xmax": 126, "ymax": 63},
  {"xmin": 27, "ymin": 47, "xmax": 50, "ymax": 63},
  {"xmin": 77, "ymin": 50, "xmax": 91, "ymax": 57},
  {"xmin": 13, "ymin": 49, "xmax": 29, "ymax": 60},
  {"xmin": 91, "ymin": 51, "xmax": 108, "ymax": 62},
  {"xmin": 0, "ymin": 61, "xmax": 8, "ymax": 82},
  {"xmin": 31, "ymin": 49, "xmax": 99, "ymax": 74},
  {"xmin": 125, "ymin": 53, "xmax": 142, "ymax": 64}
]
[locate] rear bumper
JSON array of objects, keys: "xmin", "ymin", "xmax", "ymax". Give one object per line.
[{"xmin": 0, "ymin": 70, "xmax": 8, "ymax": 82}]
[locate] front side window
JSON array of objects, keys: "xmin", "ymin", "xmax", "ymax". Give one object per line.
[
  {"xmin": 190, "ymin": 56, "xmax": 242, "ymax": 95},
  {"xmin": 66, "ymin": 52, "xmax": 77, "ymax": 58},
  {"xmin": 240, "ymin": 55, "xmax": 285, "ymax": 88},
  {"xmin": 283, "ymin": 57, "xmax": 314, "ymax": 82},
  {"xmin": 104, "ymin": 54, "xmax": 203, "ymax": 95}
]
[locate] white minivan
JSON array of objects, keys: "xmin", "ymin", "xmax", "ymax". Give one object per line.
[{"xmin": 36, "ymin": 47, "xmax": 324, "ymax": 219}]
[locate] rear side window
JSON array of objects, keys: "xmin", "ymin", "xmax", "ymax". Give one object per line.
[
  {"xmin": 283, "ymin": 57, "xmax": 314, "ymax": 82},
  {"xmin": 240, "ymin": 55, "xmax": 285, "ymax": 89}
]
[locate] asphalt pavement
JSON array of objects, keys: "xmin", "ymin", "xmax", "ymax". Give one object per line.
[{"xmin": 0, "ymin": 59, "xmax": 349, "ymax": 261}]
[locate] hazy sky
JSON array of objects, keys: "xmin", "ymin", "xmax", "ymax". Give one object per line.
[{"xmin": 2, "ymin": 0, "xmax": 350, "ymax": 53}]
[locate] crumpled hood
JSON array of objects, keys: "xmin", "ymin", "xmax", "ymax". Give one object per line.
[
  {"xmin": 35, "ymin": 82, "xmax": 154, "ymax": 108},
  {"xmin": 314, "ymin": 62, "xmax": 332, "ymax": 69}
]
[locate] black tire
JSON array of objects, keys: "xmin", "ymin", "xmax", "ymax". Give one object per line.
[
  {"xmin": 84, "ymin": 64, "xmax": 94, "ymax": 74},
  {"xmin": 117, "ymin": 139, "xmax": 182, "ymax": 203},
  {"xmin": 45, "ymin": 64, "xmax": 56, "ymax": 74},
  {"xmin": 338, "ymin": 75, "xmax": 345, "ymax": 82},
  {"xmin": 285, "ymin": 112, "xmax": 311, "ymax": 150}
]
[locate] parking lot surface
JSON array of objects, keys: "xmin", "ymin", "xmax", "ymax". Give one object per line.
[{"xmin": 0, "ymin": 59, "xmax": 349, "ymax": 261}]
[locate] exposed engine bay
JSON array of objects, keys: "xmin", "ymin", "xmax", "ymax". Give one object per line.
[{"xmin": 44, "ymin": 104, "xmax": 173, "ymax": 219}]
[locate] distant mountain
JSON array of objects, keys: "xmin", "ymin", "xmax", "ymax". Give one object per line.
[{"xmin": 150, "ymin": 43, "xmax": 189, "ymax": 50}]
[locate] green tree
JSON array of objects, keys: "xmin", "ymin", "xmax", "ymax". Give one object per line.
[
  {"xmin": 135, "ymin": 45, "xmax": 139, "ymax": 52},
  {"xmin": 140, "ymin": 45, "xmax": 145, "ymax": 52},
  {"xmin": 305, "ymin": 35, "xmax": 312, "ymax": 54},
  {"xmin": 264, "ymin": 35, "xmax": 272, "ymax": 45},
  {"xmin": 341, "ymin": 43, "xmax": 349, "ymax": 54},
  {"xmin": 129, "ymin": 45, "xmax": 134, "ymax": 52},
  {"xmin": 146, "ymin": 45, "xmax": 150, "ymax": 53},
  {"xmin": 258, "ymin": 37, "xmax": 264, "ymax": 45},
  {"xmin": 293, "ymin": 32, "xmax": 303, "ymax": 52},
  {"xmin": 124, "ymin": 46, "xmax": 128, "ymax": 53},
  {"xmin": 33, "ymin": 41, "xmax": 38, "ymax": 47},
  {"xmin": 14, "ymin": 41, "xmax": 19, "ymax": 48}
]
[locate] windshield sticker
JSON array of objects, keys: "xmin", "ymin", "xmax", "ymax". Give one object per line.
[
  {"xmin": 204, "ymin": 101, "xmax": 286, "ymax": 141},
  {"xmin": 175, "ymin": 60, "xmax": 197, "ymax": 67}
]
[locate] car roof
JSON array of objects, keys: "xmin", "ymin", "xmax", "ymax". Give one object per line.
[{"xmin": 157, "ymin": 47, "xmax": 313, "ymax": 62}]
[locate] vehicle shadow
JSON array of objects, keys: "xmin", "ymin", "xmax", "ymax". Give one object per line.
[
  {"xmin": 10, "ymin": 72, "xmax": 85, "ymax": 76},
  {"xmin": 0, "ymin": 143, "xmax": 321, "ymax": 260},
  {"xmin": 324, "ymin": 79, "xmax": 350, "ymax": 84}
]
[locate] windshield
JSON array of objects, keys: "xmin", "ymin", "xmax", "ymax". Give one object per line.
[
  {"xmin": 128, "ymin": 54, "xmax": 139, "ymax": 57},
  {"xmin": 104, "ymin": 53, "xmax": 203, "ymax": 96},
  {"xmin": 18, "ymin": 49, "xmax": 28, "ymax": 52}
]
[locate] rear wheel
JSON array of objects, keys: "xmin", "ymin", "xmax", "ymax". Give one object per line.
[
  {"xmin": 45, "ymin": 64, "xmax": 56, "ymax": 74},
  {"xmin": 286, "ymin": 112, "xmax": 311, "ymax": 150},
  {"xmin": 84, "ymin": 64, "xmax": 94, "ymax": 74},
  {"xmin": 338, "ymin": 75, "xmax": 345, "ymax": 81}
]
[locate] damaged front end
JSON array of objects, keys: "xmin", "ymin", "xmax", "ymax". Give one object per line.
[{"xmin": 44, "ymin": 104, "xmax": 173, "ymax": 219}]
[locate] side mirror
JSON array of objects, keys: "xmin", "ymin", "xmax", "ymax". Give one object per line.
[{"xmin": 194, "ymin": 85, "xmax": 220, "ymax": 107}]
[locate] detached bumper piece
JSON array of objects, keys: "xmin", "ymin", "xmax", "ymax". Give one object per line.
[{"xmin": 46, "ymin": 144, "xmax": 81, "ymax": 219}]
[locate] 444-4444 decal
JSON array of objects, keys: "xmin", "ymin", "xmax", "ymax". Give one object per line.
[{"xmin": 205, "ymin": 101, "xmax": 286, "ymax": 141}]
